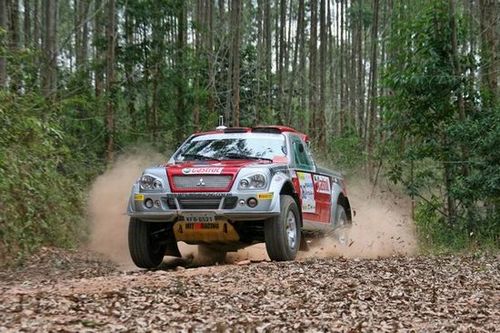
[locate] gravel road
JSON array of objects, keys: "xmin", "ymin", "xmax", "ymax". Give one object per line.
[{"xmin": 0, "ymin": 249, "xmax": 498, "ymax": 332}]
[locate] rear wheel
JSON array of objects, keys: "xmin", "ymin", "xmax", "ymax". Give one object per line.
[
  {"xmin": 264, "ymin": 195, "xmax": 301, "ymax": 261},
  {"xmin": 128, "ymin": 218, "xmax": 167, "ymax": 269},
  {"xmin": 333, "ymin": 204, "xmax": 350, "ymax": 246}
]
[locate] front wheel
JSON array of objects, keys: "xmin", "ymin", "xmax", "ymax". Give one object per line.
[
  {"xmin": 264, "ymin": 195, "xmax": 301, "ymax": 261},
  {"xmin": 128, "ymin": 218, "xmax": 167, "ymax": 269}
]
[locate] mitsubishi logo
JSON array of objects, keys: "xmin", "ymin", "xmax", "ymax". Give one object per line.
[{"xmin": 196, "ymin": 178, "xmax": 206, "ymax": 186}]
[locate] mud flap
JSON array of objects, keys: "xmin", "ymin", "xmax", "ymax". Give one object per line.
[
  {"xmin": 164, "ymin": 228, "xmax": 182, "ymax": 257},
  {"xmin": 299, "ymin": 232, "xmax": 310, "ymax": 251}
]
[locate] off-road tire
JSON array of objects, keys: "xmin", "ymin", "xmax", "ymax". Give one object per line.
[
  {"xmin": 334, "ymin": 204, "xmax": 350, "ymax": 246},
  {"xmin": 264, "ymin": 195, "xmax": 301, "ymax": 261},
  {"xmin": 128, "ymin": 218, "xmax": 167, "ymax": 269}
]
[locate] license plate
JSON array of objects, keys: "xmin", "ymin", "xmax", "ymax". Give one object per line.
[{"xmin": 181, "ymin": 212, "xmax": 216, "ymax": 223}]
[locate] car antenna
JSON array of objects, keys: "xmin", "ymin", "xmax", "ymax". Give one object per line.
[{"xmin": 216, "ymin": 115, "xmax": 227, "ymax": 130}]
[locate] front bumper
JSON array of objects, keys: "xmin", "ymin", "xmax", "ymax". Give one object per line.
[{"xmin": 127, "ymin": 191, "xmax": 280, "ymax": 222}]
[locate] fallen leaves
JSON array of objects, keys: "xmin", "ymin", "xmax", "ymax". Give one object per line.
[{"xmin": 0, "ymin": 254, "xmax": 498, "ymax": 332}]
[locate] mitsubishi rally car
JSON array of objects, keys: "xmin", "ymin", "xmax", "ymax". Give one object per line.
[{"xmin": 127, "ymin": 126, "xmax": 352, "ymax": 268}]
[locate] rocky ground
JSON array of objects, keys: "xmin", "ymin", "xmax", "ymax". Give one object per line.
[{"xmin": 0, "ymin": 248, "xmax": 498, "ymax": 332}]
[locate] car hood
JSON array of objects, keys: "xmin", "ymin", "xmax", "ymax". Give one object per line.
[{"xmin": 165, "ymin": 159, "xmax": 285, "ymax": 192}]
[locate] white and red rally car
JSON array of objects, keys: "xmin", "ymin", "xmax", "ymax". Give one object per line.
[{"xmin": 127, "ymin": 126, "xmax": 352, "ymax": 268}]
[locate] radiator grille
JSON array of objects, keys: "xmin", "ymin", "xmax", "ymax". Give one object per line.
[
  {"xmin": 173, "ymin": 175, "xmax": 232, "ymax": 189},
  {"xmin": 177, "ymin": 198, "xmax": 221, "ymax": 209}
]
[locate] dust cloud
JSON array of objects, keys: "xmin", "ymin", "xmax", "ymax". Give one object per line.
[
  {"xmin": 87, "ymin": 152, "xmax": 164, "ymax": 268},
  {"xmin": 301, "ymin": 179, "xmax": 418, "ymax": 259},
  {"xmin": 228, "ymin": 178, "xmax": 418, "ymax": 263}
]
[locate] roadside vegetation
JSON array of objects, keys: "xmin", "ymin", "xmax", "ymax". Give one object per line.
[{"xmin": 0, "ymin": 0, "xmax": 497, "ymax": 264}]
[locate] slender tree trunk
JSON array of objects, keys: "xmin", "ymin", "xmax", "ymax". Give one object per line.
[
  {"xmin": 0, "ymin": 0, "xmax": 7, "ymax": 88},
  {"xmin": 286, "ymin": 0, "xmax": 303, "ymax": 125},
  {"xmin": 8, "ymin": 0, "xmax": 20, "ymax": 90},
  {"xmin": 264, "ymin": 0, "xmax": 272, "ymax": 112},
  {"xmin": 41, "ymin": 0, "xmax": 57, "ymax": 98},
  {"xmin": 339, "ymin": 0, "xmax": 345, "ymax": 135},
  {"xmin": 230, "ymin": 0, "xmax": 242, "ymax": 126},
  {"xmin": 206, "ymin": 0, "xmax": 215, "ymax": 116},
  {"xmin": 479, "ymin": 0, "xmax": 498, "ymax": 106},
  {"xmin": 23, "ymin": 0, "xmax": 31, "ymax": 48},
  {"xmin": 367, "ymin": 0, "xmax": 380, "ymax": 181},
  {"xmin": 318, "ymin": 0, "xmax": 327, "ymax": 147},
  {"xmin": 124, "ymin": 6, "xmax": 135, "ymax": 130},
  {"xmin": 175, "ymin": 2, "xmax": 187, "ymax": 138},
  {"xmin": 93, "ymin": 0, "xmax": 104, "ymax": 97},
  {"xmin": 298, "ymin": 0, "xmax": 306, "ymax": 126},
  {"xmin": 357, "ymin": 0, "xmax": 365, "ymax": 138},
  {"xmin": 449, "ymin": 0, "xmax": 470, "ymax": 181},
  {"xmin": 33, "ymin": 0, "xmax": 39, "ymax": 48},
  {"xmin": 256, "ymin": 0, "xmax": 263, "ymax": 124},
  {"xmin": 278, "ymin": 0, "xmax": 286, "ymax": 123},
  {"xmin": 308, "ymin": 0, "xmax": 318, "ymax": 139},
  {"xmin": 105, "ymin": 0, "xmax": 115, "ymax": 163},
  {"xmin": 75, "ymin": 0, "xmax": 90, "ymax": 71}
]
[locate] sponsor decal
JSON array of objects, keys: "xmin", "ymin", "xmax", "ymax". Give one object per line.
[
  {"xmin": 313, "ymin": 175, "xmax": 331, "ymax": 194},
  {"xmin": 182, "ymin": 167, "xmax": 223, "ymax": 175},
  {"xmin": 134, "ymin": 193, "xmax": 144, "ymax": 201},
  {"xmin": 257, "ymin": 192, "xmax": 274, "ymax": 200},
  {"xmin": 297, "ymin": 172, "xmax": 316, "ymax": 213},
  {"xmin": 167, "ymin": 193, "xmax": 231, "ymax": 198}
]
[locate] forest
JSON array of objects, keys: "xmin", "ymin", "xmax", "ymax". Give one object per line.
[{"xmin": 0, "ymin": 0, "xmax": 498, "ymax": 263}]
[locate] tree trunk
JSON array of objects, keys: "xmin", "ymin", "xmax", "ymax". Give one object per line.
[
  {"xmin": 105, "ymin": 0, "xmax": 115, "ymax": 163},
  {"xmin": 41, "ymin": 0, "xmax": 57, "ymax": 98},
  {"xmin": 479, "ymin": 0, "xmax": 498, "ymax": 106},
  {"xmin": 33, "ymin": 0, "xmax": 40, "ymax": 48},
  {"xmin": 308, "ymin": 0, "xmax": 318, "ymax": 140},
  {"xmin": 318, "ymin": 0, "xmax": 327, "ymax": 147},
  {"xmin": 278, "ymin": 0, "xmax": 286, "ymax": 123},
  {"xmin": 230, "ymin": 0, "xmax": 242, "ymax": 126},
  {"xmin": 23, "ymin": 0, "xmax": 31, "ymax": 48},
  {"xmin": 298, "ymin": 0, "xmax": 306, "ymax": 127},
  {"xmin": 339, "ymin": 0, "xmax": 345, "ymax": 135},
  {"xmin": 0, "ymin": 0, "xmax": 7, "ymax": 87},
  {"xmin": 264, "ymin": 0, "xmax": 272, "ymax": 113},
  {"xmin": 175, "ymin": 2, "xmax": 187, "ymax": 138},
  {"xmin": 8, "ymin": 0, "xmax": 20, "ymax": 90},
  {"xmin": 367, "ymin": 0, "xmax": 379, "ymax": 181},
  {"xmin": 93, "ymin": 0, "xmax": 104, "ymax": 97}
]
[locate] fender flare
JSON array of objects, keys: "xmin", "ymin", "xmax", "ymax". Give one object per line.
[
  {"xmin": 330, "ymin": 182, "xmax": 352, "ymax": 225},
  {"xmin": 268, "ymin": 173, "xmax": 301, "ymax": 220}
]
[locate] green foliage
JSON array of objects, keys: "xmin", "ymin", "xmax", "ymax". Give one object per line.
[
  {"xmin": 381, "ymin": 0, "xmax": 499, "ymax": 251},
  {"xmin": 0, "ymin": 92, "xmax": 104, "ymax": 264},
  {"xmin": 415, "ymin": 199, "xmax": 499, "ymax": 252}
]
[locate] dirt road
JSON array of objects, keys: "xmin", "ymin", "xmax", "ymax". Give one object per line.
[{"xmin": 0, "ymin": 249, "xmax": 498, "ymax": 332}]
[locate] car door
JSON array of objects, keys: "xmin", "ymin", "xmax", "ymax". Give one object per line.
[{"xmin": 289, "ymin": 135, "xmax": 331, "ymax": 225}]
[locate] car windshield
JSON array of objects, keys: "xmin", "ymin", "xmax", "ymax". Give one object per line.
[{"xmin": 175, "ymin": 133, "xmax": 287, "ymax": 162}]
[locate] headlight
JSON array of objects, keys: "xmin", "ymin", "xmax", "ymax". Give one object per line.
[
  {"xmin": 238, "ymin": 173, "xmax": 267, "ymax": 190},
  {"xmin": 140, "ymin": 174, "xmax": 163, "ymax": 191}
]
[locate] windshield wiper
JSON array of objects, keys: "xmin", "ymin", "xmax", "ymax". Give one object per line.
[
  {"xmin": 224, "ymin": 153, "xmax": 273, "ymax": 162},
  {"xmin": 181, "ymin": 153, "xmax": 220, "ymax": 161}
]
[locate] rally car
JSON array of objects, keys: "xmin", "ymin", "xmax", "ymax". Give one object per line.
[{"xmin": 127, "ymin": 126, "xmax": 352, "ymax": 268}]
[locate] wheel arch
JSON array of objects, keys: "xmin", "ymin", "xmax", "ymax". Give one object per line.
[
  {"xmin": 337, "ymin": 193, "xmax": 352, "ymax": 223},
  {"xmin": 279, "ymin": 181, "xmax": 302, "ymax": 227}
]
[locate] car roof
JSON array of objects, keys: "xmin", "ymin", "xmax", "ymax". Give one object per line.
[{"xmin": 193, "ymin": 126, "xmax": 309, "ymax": 142}]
